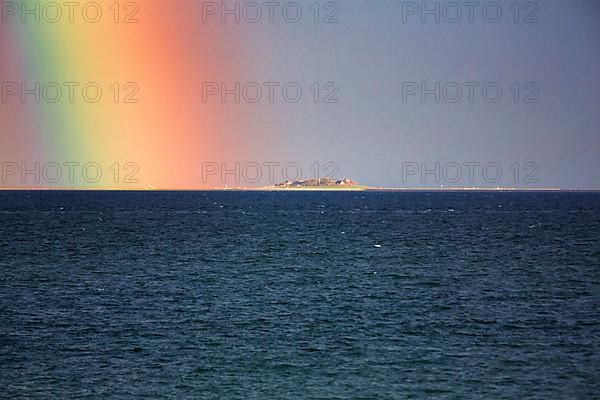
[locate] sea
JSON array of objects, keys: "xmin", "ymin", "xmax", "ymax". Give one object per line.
[{"xmin": 1, "ymin": 191, "xmax": 599, "ymax": 399}]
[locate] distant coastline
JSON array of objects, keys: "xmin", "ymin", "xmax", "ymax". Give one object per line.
[
  {"xmin": 253, "ymin": 187, "xmax": 570, "ymax": 192},
  {"xmin": 2, "ymin": 185, "xmax": 599, "ymax": 192},
  {"xmin": 249, "ymin": 178, "xmax": 568, "ymax": 192}
]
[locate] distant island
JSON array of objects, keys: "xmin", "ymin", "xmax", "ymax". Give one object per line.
[{"xmin": 274, "ymin": 178, "xmax": 362, "ymax": 189}]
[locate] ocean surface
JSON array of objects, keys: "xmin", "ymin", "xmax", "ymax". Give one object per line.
[{"xmin": 1, "ymin": 191, "xmax": 599, "ymax": 399}]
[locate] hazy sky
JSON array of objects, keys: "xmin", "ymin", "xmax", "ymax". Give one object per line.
[
  {"xmin": 1, "ymin": 0, "xmax": 599, "ymax": 189},
  {"xmin": 224, "ymin": 0, "xmax": 600, "ymax": 188}
]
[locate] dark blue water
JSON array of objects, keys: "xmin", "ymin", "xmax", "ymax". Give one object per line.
[{"xmin": 1, "ymin": 191, "xmax": 599, "ymax": 399}]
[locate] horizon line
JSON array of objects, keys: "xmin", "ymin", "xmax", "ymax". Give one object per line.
[{"xmin": 1, "ymin": 187, "xmax": 600, "ymax": 192}]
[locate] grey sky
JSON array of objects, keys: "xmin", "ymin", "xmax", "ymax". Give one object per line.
[{"xmin": 231, "ymin": 0, "xmax": 600, "ymax": 188}]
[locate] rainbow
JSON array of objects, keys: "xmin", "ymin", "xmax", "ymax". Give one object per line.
[{"xmin": 1, "ymin": 1, "xmax": 255, "ymax": 188}]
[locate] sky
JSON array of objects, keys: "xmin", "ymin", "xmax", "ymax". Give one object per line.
[{"xmin": 1, "ymin": 0, "xmax": 599, "ymax": 189}]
